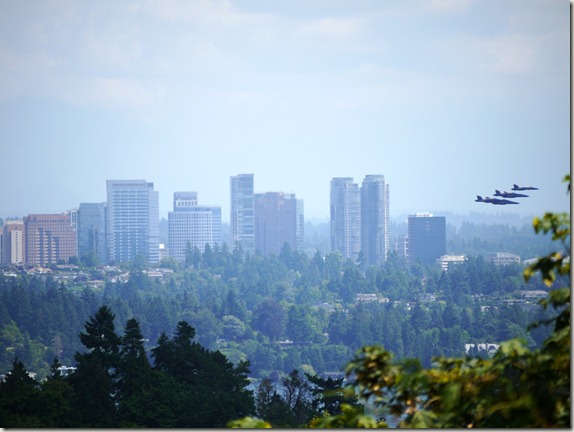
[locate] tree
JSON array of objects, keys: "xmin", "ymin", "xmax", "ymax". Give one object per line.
[
  {"xmin": 306, "ymin": 373, "xmax": 350, "ymax": 416},
  {"xmin": 222, "ymin": 315, "xmax": 247, "ymax": 341},
  {"xmin": 70, "ymin": 305, "xmax": 121, "ymax": 427},
  {"xmin": 151, "ymin": 320, "xmax": 255, "ymax": 427},
  {"xmin": 253, "ymin": 377, "xmax": 292, "ymax": 427},
  {"xmin": 0, "ymin": 359, "xmax": 42, "ymax": 427},
  {"xmin": 252, "ymin": 298, "xmax": 286, "ymax": 341},
  {"xmin": 116, "ymin": 317, "xmax": 152, "ymax": 425},
  {"xmin": 286, "ymin": 304, "xmax": 315, "ymax": 343}
]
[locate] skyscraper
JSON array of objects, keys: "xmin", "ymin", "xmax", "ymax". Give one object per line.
[
  {"xmin": 330, "ymin": 177, "xmax": 361, "ymax": 261},
  {"xmin": 361, "ymin": 175, "xmax": 390, "ymax": 267},
  {"xmin": 106, "ymin": 180, "xmax": 159, "ymax": 264},
  {"xmin": 24, "ymin": 214, "xmax": 77, "ymax": 266},
  {"xmin": 407, "ymin": 213, "xmax": 446, "ymax": 265},
  {"xmin": 77, "ymin": 202, "xmax": 108, "ymax": 265},
  {"xmin": 168, "ymin": 192, "xmax": 222, "ymax": 262},
  {"xmin": 254, "ymin": 192, "xmax": 302, "ymax": 256},
  {"xmin": 230, "ymin": 174, "xmax": 255, "ymax": 254}
]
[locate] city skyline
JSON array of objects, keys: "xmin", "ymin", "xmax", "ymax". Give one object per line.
[{"xmin": 0, "ymin": 1, "xmax": 570, "ymax": 221}]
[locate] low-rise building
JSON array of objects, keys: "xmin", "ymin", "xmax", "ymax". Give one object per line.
[
  {"xmin": 438, "ymin": 254, "xmax": 467, "ymax": 271},
  {"xmin": 355, "ymin": 293, "xmax": 390, "ymax": 303},
  {"xmin": 486, "ymin": 252, "xmax": 520, "ymax": 266}
]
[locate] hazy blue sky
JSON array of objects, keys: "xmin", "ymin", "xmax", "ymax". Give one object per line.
[{"xmin": 0, "ymin": 0, "xmax": 570, "ymax": 222}]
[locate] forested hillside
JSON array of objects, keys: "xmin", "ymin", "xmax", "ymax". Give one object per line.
[{"xmin": 0, "ymin": 232, "xmax": 560, "ymax": 382}]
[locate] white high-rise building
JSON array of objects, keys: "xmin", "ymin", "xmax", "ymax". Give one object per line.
[
  {"xmin": 361, "ymin": 175, "xmax": 390, "ymax": 266},
  {"xmin": 1, "ymin": 220, "xmax": 24, "ymax": 265},
  {"xmin": 330, "ymin": 177, "xmax": 361, "ymax": 261},
  {"xmin": 230, "ymin": 174, "xmax": 255, "ymax": 254},
  {"xmin": 106, "ymin": 180, "xmax": 159, "ymax": 264},
  {"xmin": 168, "ymin": 192, "xmax": 222, "ymax": 262}
]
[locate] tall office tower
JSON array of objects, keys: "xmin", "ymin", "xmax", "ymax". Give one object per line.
[
  {"xmin": 254, "ymin": 192, "xmax": 301, "ymax": 256},
  {"xmin": 407, "ymin": 213, "xmax": 446, "ymax": 265},
  {"xmin": 330, "ymin": 177, "xmax": 361, "ymax": 261},
  {"xmin": 1, "ymin": 220, "xmax": 25, "ymax": 264},
  {"xmin": 361, "ymin": 175, "xmax": 390, "ymax": 266},
  {"xmin": 230, "ymin": 174, "xmax": 255, "ymax": 254},
  {"xmin": 24, "ymin": 214, "xmax": 77, "ymax": 266},
  {"xmin": 77, "ymin": 203, "xmax": 108, "ymax": 265},
  {"xmin": 168, "ymin": 192, "xmax": 222, "ymax": 262},
  {"xmin": 107, "ymin": 180, "xmax": 159, "ymax": 265}
]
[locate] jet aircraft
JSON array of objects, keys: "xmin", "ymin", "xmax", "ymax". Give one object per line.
[
  {"xmin": 494, "ymin": 190, "xmax": 529, "ymax": 199},
  {"xmin": 512, "ymin": 184, "xmax": 539, "ymax": 191},
  {"xmin": 475, "ymin": 196, "xmax": 519, "ymax": 205}
]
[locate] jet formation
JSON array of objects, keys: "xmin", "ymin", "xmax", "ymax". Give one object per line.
[{"xmin": 475, "ymin": 184, "xmax": 538, "ymax": 205}]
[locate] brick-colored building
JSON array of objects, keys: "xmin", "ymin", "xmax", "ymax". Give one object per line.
[{"xmin": 24, "ymin": 214, "xmax": 77, "ymax": 266}]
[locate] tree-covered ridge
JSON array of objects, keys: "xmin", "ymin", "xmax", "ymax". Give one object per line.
[
  {"xmin": 0, "ymin": 230, "xmax": 562, "ymax": 381},
  {"xmin": 0, "ymin": 249, "xmax": 557, "ymax": 381}
]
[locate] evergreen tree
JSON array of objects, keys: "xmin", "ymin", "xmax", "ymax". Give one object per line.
[
  {"xmin": 0, "ymin": 359, "xmax": 42, "ymax": 427},
  {"xmin": 70, "ymin": 305, "xmax": 121, "ymax": 427},
  {"xmin": 117, "ymin": 317, "xmax": 152, "ymax": 425},
  {"xmin": 38, "ymin": 357, "xmax": 78, "ymax": 427}
]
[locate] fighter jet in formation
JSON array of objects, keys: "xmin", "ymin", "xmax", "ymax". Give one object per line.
[
  {"xmin": 475, "ymin": 183, "xmax": 538, "ymax": 205},
  {"xmin": 475, "ymin": 196, "xmax": 519, "ymax": 205},
  {"xmin": 511, "ymin": 184, "xmax": 539, "ymax": 191},
  {"xmin": 494, "ymin": 190, "xmax": 529, "ymax": 199}
]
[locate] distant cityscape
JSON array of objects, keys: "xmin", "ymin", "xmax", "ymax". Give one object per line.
[{"xmin": 1, "ymin": 173, "xmax": 492, "ymax": 269}]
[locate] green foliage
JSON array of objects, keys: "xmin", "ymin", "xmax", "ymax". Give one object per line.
[
  {"xmin": 228, "ymin": 416, "xmax": 272, "ymax": 428},
  {"xmin": 524, "ymin": 210, "xmax": 570, "ymax": 287}
]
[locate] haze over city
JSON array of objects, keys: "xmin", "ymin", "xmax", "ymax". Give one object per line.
[{"xmin": 0, "ymin": 0, "xmax": 570, "ymax": 222}]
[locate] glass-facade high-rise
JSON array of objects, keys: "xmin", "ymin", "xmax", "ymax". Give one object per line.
[
  {"xmin": 106, "ymin": 180, "xmax": 159, "ymax": 264},
  {"xmin": 330, "ymin": 177, "xmax": 361, "ymax": 261},
  {"xmin": 168, "ymin": 192, "xmax": 222, "ymax": 262},
  {"xmin": 407, "ymin": 213, "xmax": 446, "ymax": 265},
  {"xmin": 361, "ymin": 175, "xmax": 389, "ymax": 267},
  {"xmin": 230, "ymin": 174, "xmax": 255, "ymax": 254},
  {"xmin": 77, "ymin": 202, "xmax": 108, "ymax": 265}
]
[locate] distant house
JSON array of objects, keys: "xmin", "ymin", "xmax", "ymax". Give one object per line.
[
  {"xmin": 56, "ymin": 366, "xmax": 77, "ymax": 377},
  {"xmin": 312, "ymin": 302, "xmax": 336, "ymax": 312},
  {"xmin": 437, "ymin": 254, "xmax": 467, "ymax": 271},
  {"xmin": 321, "ymin": 371, "xmax": 345, "ymax": 381},
  {"xmin": 464, "ymin": 343, "xmax": 499, "ymax": 356},
  {"xmin": 486, "ymin": 252, "xmax": 520, "ymax": 266},
  {"xmin": 520, "ymin": 290, "xmax": 548, "ymax": 300},
  {"xmin": 418, "ymin": 293, "xmax": 437, "ymax": 303},
  {"xmin": 355, "ymin": 293, "xmax": 390, "ymax": 304}
]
